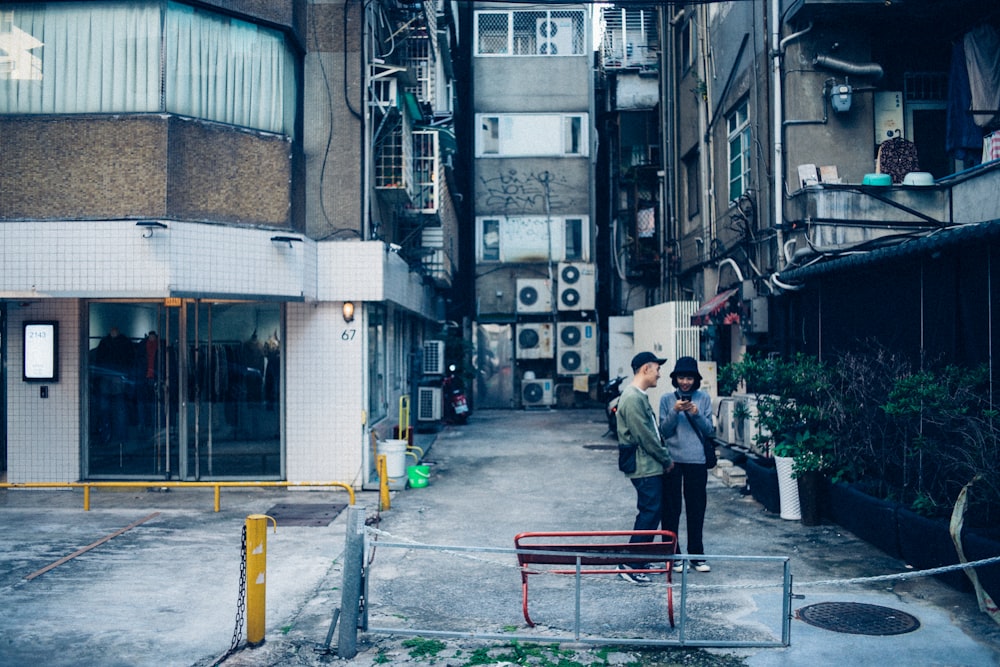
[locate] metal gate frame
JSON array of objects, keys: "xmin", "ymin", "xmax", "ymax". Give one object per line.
[{"xmin": 357, "ymin": 535, "xmax": 793, "ymax": 649}]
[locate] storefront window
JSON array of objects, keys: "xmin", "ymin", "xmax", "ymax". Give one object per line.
[{"xmin": 86, "ymin": 301, "xmax": 282, "ymax": 479}]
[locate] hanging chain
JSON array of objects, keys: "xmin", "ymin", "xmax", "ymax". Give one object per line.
[{"xmin": 214, "ymin": 524, "xmax": 247, "ymax": 665}]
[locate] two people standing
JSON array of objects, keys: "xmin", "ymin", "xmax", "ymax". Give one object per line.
[{"xmin": 615, "ymin": 353, "xmax": 714, "ymax": 582}]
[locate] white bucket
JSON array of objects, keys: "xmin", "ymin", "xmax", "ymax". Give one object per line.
[
  {"xmin": 380, "ymin": 439, "xmax": 408, "ymax": 478},
  {"xmin": 775, "ymin": 455, "xmax": 801, "ymax": 520}
]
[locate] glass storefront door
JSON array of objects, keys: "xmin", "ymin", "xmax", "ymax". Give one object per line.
[{"xmin": 87, "ymin": 301, "xmax": 281, "ymax": 479}]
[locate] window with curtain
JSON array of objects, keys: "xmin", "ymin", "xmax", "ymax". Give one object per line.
[{"xmin": 0, "ymin": 1, "xmax": 295, "ymax": 137}]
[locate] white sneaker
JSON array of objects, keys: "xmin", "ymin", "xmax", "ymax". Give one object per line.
[
  {"xmin": 692, "ymin": 561, "xmax": 711, "ymax": 572},
  {"xmin": 671, "ymin": 560, "xmax": 686, "ymax": 573}
]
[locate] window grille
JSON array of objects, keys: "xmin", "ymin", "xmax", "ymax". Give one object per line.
[
  {"xmin": 411, "ymin": 130, "xmax": 439, "ymax": 213},
  {"xmin": 476, "ymin": 10, "xmax": 585, "ymax": 57}
]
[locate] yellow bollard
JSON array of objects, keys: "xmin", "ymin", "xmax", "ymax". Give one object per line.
[
  {"xmin": 245, "ymin": 514, "xmax": 277, "ymax": 647},
  {"xmin": 378, "ymin": 454, "xmax": 390, "ymax": 511}
]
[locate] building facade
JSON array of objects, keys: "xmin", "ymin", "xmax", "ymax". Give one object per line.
[
  {"xmin": 0, "ymin": 0, "xmax": 464, "ymax": 486},
  {"xmin": 649, "ymin": 0, "xmax": 1000, "ymax": 386},
  {"xmin": 465, "ymin": 2, "xmax": 598, "ymax": 409}
]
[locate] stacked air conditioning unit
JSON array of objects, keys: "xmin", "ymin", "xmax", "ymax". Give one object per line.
[
  {"xmin": 522, "ymin": 375, "xmax": 554, "ymax": 407},
  {"xmin": 536, "ymin": 16, "xmax": 574, "ymax": 55},
  {"xmin": 516, "ymin": 323, "xmax": 554, "ymax": 359},
  {"xmin": 715, "ymin": 397, "xmax": 738, "ymax": 446},
  {"xmin": 557, "ymin": 262, "xmax": 595, "ymax": 311},
  {"xmin": 516, "ymin": 278, "xmax": 552, "ymax": 314},
  {"xmin": 416, "ymin": 386, "xmax": 442, "ymax": 421},
  {"xmin": 733, "ymin": 394, "xmax": 771, "ymax": 456},
  {"xmin": 556, "ymin": 322, "xmax": 597, "ymax": 375},
  {"xmin": 422, "ymin": 340, "xmax": 445, "ymax": 375}
]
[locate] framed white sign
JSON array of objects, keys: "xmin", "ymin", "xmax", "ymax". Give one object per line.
[{"xmin": 24, "ymin": 321, "xmax": 58, "ymax": 381}]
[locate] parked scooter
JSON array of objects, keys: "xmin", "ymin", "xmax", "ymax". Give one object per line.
[
  {"xmin": 602, "ymin": 375, "xmax": 626, "ymax": 437},
  {"xmin": 442, "ymin": 364, "xmax": 470, "ymax": 424}
]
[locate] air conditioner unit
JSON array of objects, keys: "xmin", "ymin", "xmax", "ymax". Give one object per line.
[
  {"xmin": 422, "ymin": 340, "xmax": 445, "ymax": 375},
  {"xmin": 557, "ymin": 322, "xmax": 597, "ymax": 375},
  {"xmin": 557, "ymin": 262, "xmax": 595, "ymax": 311},
  {"xmin": 416, "ymin": 386, "xmax": 442, "ymax": 421},
  {"xmin": 516, "ymin": 323, "xmax": 554, "ymax": 359},
  {"xmin": 733, "ymin": 394, "xmax": 771, "ymax": 456},
  {"xmin": 522, "ymin": 378, "xmax": 554, "ymax": 407},
  {"xmin": 536, "ymin": 17, "xmax": 574, "ymax": 55},
  {"xmin": 715, "ymin": 397, "xmax": 738, "ymax": 446},
  {"xmin": 516, "ymin": 278, "xmax": 552, "ymax": 314}
]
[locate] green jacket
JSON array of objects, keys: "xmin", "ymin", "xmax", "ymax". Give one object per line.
[{"xmin": 616, "ymin": 384, "xmax": 672, "ymax": 478}]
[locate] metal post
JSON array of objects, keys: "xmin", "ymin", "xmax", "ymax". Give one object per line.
[
  {"xmin": 245, "ymin": 514, "xmax": 276, "ymax": 647},
  {"xmin": 378, "ymin": 455, "xmax": 390, "ymax": 511},
  {"xmin": 339, "ymin": 505, "xmax": 366, "ymax": 659}
]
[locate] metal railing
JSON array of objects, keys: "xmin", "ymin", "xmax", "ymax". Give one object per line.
[{"xmin": 0, "ymin": 480, "xmax": 355, "ymax": 511}]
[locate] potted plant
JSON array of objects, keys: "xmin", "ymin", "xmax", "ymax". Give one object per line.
[
  {"xmin": 720, "ymin": 353, "xmax": 838, "ymax": 523},
  {"xmin": 772, "ymin": 428, "xmax": 834, "ymax": 526}
]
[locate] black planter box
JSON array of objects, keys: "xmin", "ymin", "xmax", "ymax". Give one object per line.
[
  {"xmin": 744, "ymin": 456, "xmax": 780, "ymax": 514},
  {"xmin": 963, "ymin": 529, "xmax": 1000, "ymax": 603},
  {"xmin": 897, "ymin": 507, "xmax": 971, "ymax": 592},
  {"xmin": 828, "ymin": 483, "xmax": 902, "ymax": 559}
]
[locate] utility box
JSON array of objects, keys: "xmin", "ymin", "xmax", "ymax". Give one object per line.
[{"xmin": 874, "ymin": 91, "xmax": 904, "ymax": 144}]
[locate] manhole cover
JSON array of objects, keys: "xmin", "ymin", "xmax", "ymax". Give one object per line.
[
  {"xmin": 265, "ymin": 503, "xmax": 347, "ymax": 527},
  {"xmin": 583, "ymin": 444, "xmax": 617, "ymax": 451},
  {"xmin": 796, "ymin": 601, "xmax": 920, "ymax": 635}
]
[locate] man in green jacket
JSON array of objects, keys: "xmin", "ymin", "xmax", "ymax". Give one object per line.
[{"xmin": 615, "ymin": 351, "xmax": 674, "ymax": 584}]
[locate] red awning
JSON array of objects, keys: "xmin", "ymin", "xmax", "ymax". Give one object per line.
[{"xmin": 691, "ymin": 288, "xmax": 740, "ymax": 325}]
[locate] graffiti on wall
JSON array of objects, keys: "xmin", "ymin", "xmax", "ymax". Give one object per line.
[{"xmin": 479, "ymin": 169, "xmax": 574, "ymax": 214}]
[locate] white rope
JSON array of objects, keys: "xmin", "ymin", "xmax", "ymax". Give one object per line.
[{"xmin": 365, "ymin": 526, "xmax": 1000, "ymax": 592}]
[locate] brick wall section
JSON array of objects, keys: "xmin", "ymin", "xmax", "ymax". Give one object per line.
[
  {"xmin": 166, "ymin": 117, "xmax": 292, "ymax": 226},
  {"xmin": 0, "ymin": 116, "xmax": 168, "ymax": 220},
  {"xmin": 1, "ymin": 115, "xmax": 292, "ymax": 227}
]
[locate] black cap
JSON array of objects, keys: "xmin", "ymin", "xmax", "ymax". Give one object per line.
[{"xmin": 631, "ymin": 351, "xmax": 667, "ymax": 372}]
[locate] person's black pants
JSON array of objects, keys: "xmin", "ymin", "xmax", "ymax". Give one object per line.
[
  {"xmin": 627, "ymin": 475, "xmax": 665, "ymax": 567},
  {"xmin": 662, "ymin": 463, "xmax": 708, "ymax": 557}
]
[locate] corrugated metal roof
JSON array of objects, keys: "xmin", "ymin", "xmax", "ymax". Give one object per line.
[{"xmin": 777, "ymin": 220, "xmax": 1000, "ymax": 282}]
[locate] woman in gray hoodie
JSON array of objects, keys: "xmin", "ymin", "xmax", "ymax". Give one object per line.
[{"xmin": 659, "ymin": 357, "xmax": 715, "ymax": 572}]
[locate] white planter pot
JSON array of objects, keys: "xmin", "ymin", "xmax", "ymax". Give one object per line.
[{"xmin": 774, "ymin": 455, "xmax": 801, "ymax": 520}]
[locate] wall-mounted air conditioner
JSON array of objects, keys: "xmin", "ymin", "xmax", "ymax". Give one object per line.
[
  {"xmin": 522, "ymin": 377, "xmax": 554, "ymax": 407},
  {"xmin": 536, "ymin": 17, "xmax": 574, "ymax": 55},
  {"xmin": 557, "ymin": 262, "xmax": 595, "ymax": 311},
  {"xmin": 422, "ymin": 340, "xmax": 445, "ymax": 375},
  {"xmin": 516, "ymin": 278, "xmax": 552, "ymax": 314},
  {"xmin": 516, "ymin": 323, "xmax": 554, "ymax": 359},
  {"xmin": 715, "ymin": 397, "xmax": 738, "ymax": 446},
  {"xmin": 557, "ymin": 322, "xmax": 597, "ymax": 375},
  {"xmin": 417, "ymin": 386, "xmax": 442, "ymax": 421}
]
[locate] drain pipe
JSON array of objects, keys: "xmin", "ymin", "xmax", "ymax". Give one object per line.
[{"xmin": 770, "ymin": 3, "xmax": 812, "ymax": 270}]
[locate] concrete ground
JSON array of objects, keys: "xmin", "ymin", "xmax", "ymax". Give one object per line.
[{"xmin": 1, "ymin": 408, "xmax": 998, "ymax": 666}]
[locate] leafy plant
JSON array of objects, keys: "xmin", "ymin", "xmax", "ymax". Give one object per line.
[{"xmin": 720, "ymin": 352, "xmax": 838, "ymax": 474}]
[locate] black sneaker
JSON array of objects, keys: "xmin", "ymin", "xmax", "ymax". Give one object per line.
[{"xmin": 617, "ymin": 563, "xmax": 651, "ymax": 584}]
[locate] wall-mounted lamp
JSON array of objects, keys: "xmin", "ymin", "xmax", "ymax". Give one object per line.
[
  {"xmin": 136, "ymin": 221, "xmax": 168, "ymax": 238},
  {"xmin": 342, "ymin": 301, "xmax": 355, "ymax": 323}
]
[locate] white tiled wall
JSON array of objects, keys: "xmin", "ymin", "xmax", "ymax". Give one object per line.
[
  {"xmin": 0, "ymin": 221, "xmax": 310, "ymax": 299},
  {"xmin": 285, "ymin": 301, "xmax": 367, "ymax": 484},
  {"xmin": 7, "ymin": 300, "xmax": 81, "ymax": 483}
]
